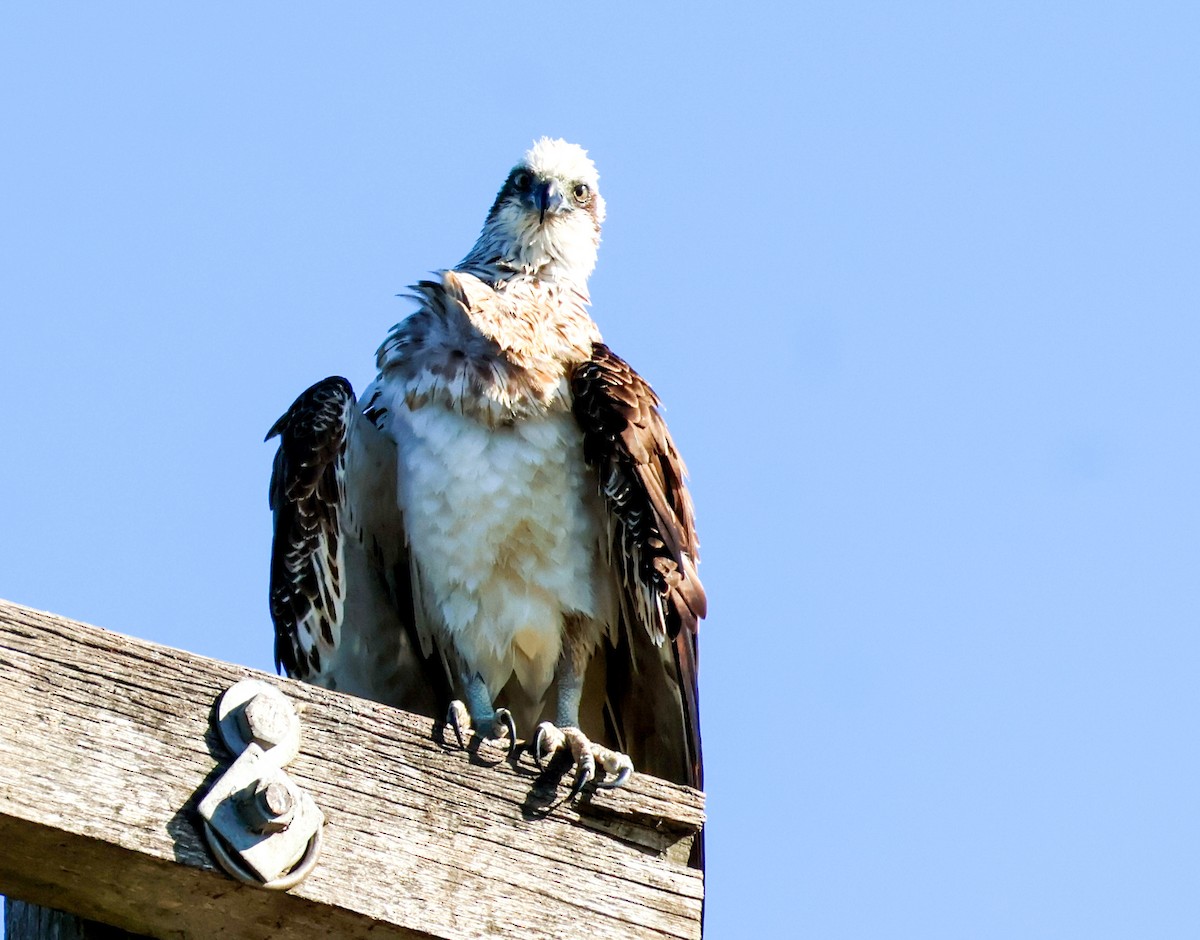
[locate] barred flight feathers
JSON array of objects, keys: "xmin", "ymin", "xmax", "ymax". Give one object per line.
[{"xmin": 266, "ymin": 376, "xmax": 355, "ymax": 678}]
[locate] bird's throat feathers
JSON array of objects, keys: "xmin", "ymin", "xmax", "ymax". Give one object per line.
[{"xmin": 460, "ymin": 204, "xmax": 600, "ymax": 286}]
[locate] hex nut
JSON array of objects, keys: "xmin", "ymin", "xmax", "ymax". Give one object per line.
[
  {"xmin": 238, "ymin": 694, "xmax": 292, "ymax": 750},
  {"xmin": 237, "ymin": 777, "xmax": 297, "ymax": 834}
]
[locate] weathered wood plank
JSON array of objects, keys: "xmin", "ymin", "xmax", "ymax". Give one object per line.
[{"xmin": 0, "ymin": 599, "xmax": 704, "ymax": 940}]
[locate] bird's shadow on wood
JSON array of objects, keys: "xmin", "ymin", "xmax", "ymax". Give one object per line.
[
  {"xmin": 427, "ymin": 717, "xmax": 581, "ymax": 821},
  {"xmin": 519, "ymin": 749, "xmax": 578, "ymax": 820},
  {"xmin": 164, "ymin": 696, "xmax": 235, "ymax": 871},
  {"xmin": 429, "ymin": 716, "xmax": 532, "ymax": 772}
]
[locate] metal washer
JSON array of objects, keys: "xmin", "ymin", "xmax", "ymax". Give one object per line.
[{"xmin": 215, "ymin": 678, "xmax": 302, "ymax": 764}]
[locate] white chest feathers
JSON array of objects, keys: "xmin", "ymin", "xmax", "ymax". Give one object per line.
[{"xmin": 390, "ymin": 402, "xmax": 613, "ymax": 699}]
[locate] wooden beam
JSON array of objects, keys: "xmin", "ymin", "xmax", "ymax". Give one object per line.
[
  {"xmin": 0, "ymin": 600, "xmax": 704, "ymax": 939},
  {"xmin": 5, "ymin": 900, "xmax": 151, "ymax": 940}
]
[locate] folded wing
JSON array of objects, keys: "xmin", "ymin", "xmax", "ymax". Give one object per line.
[
  {"xmin": 572, "ymin": 343, "xmax": 706, "ymax": 791},
  {"xmin": 266, "ymin": 376, "xmax": 448, "ymax": 713}
]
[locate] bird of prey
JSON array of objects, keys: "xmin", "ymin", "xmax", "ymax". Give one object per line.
[{"xmin": 267, "ymin": 138, "xmax": 706, "ymax": 801}]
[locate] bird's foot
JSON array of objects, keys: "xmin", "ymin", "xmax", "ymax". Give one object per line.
[
  {"xmin": 532, "ymin": 722, "xmax": 633, "ymax": 794},
  {"xmin": 446, "ymin": 700, "xmax": 518, "ymax": 757}
]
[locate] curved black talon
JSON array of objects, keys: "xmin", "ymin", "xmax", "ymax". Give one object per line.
[
  {"xmin": 492, "ymin": 707, "xmax": 518, "ymax": 756},
  {"xmin": 594, "ymin": 764, "xmax": 633, "ymax": 789},
  {"xmin": 446, "ymin": 700, "xmax": 470, "ymax": 748},
  {"xmin": 569, "ymin": 761, "xmax": 594, "ymax": 797},
  {"xmin": 533, "ymin": 724, "xmax": 551, "ymax": 767}
]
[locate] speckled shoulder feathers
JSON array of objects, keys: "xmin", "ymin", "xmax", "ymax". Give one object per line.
[{"xmin": 376, "ymin": 270, "xmax": 602, "ymax": 426}]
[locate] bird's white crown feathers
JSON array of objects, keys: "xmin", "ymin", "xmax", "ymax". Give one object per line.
[
  {"xmin": 459, "ymin": 138, "xmax": 606, "ymax": 286},
  {"xmin": 522, "ymin": 138, "xmax": 606, "ymax": 224}
]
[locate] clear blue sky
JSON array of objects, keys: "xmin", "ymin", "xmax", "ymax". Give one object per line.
[{"xmin": 2, "ymin": 4, "xmax": 1197, "ymax": 937}]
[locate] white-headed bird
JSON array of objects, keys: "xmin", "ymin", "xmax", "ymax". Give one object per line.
[{"xmin": 267, "ymin": 139, "xmax": 706, "ymax": 822}]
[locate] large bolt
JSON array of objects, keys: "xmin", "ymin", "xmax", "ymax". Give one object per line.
[
  {"xmin": 237, "ymin": 693, "xmax": 292, "ymax": 750},
  {"xmin": 237, "ymin": 778, "xmax": 296, "ymax": 834}
]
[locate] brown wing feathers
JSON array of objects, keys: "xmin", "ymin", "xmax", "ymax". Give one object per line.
[
  {"xmin": 572, "ymin": 343, "xmax": 707, "ymax": 642},
  {"xmin": 572, "ymin": 343, "xmax": 706, "ymax": 795}
]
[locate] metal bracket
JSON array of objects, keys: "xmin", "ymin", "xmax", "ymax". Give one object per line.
[{"xmin": 199, "ymin": 678, "xmax": 325, "ymax": 889}]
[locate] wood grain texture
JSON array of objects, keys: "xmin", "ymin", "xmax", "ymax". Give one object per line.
[{"xmin": 0, "ymin": 599, "xmax": 704, "ymax": 940}]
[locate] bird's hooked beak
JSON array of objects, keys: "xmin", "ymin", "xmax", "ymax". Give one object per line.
[{"xmin": 532, "ymin": 179, "xmax": 565, "ymax": 225}]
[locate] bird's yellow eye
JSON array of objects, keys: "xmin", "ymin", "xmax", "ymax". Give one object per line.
[
  {"xmin": 512, "ymin": 171, "xmax": 532, "ymax": 193},
  {"xmin": 573, "ymin": 183, "xmax": 590, "ymax": 203}
]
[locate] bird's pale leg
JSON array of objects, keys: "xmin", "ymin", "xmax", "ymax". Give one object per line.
[
  {"xmin": 534, "ymin": 624, "xmax": 633, "ymax": 792},
  {"xmin": 447, "ymin": 672, "xmax": 516, "ymax": 754}
]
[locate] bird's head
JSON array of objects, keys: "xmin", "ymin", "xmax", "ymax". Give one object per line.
[{"xmin": 462, "ymin": 138, "xmax": 606, "ymax": 285}]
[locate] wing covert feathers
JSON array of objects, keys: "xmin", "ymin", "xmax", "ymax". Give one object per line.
[
  {"xmin": 572, "ymin": 343, "xmax": 707, "ymax": 643},
  {"xmin": 266, "ymin": 376, "xmax": 355, "ymax": 679}
]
